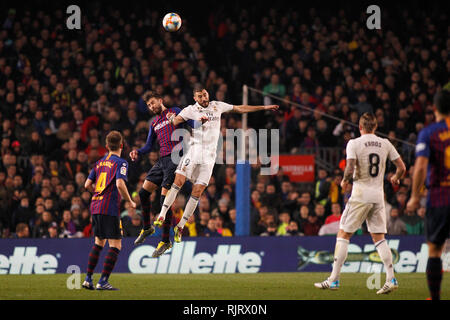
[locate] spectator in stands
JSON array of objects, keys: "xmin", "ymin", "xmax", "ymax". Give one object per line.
[
  {"xmin": 13, "ymin": 223, "xmax": 30, "ymax": 239},
  {"xmin": 276, "ymin": 211, "xmax": 291, "ymax": 236},
  {"xmin": 203, "ymin": 218, "xmax": 222, "ymax": 237},
  {"xmin": 214, "ymin": 215, "xmax": 233, "ymax": 237},
  {"xmin": 46, "ymin": 222, "xmax": 59, "ymax": 239},
  {"xmin": 402, "ymin": 207, "xmax": 425, "ymax": 235},
  {"xmin": 314, "ymin": 203, "xmax": 326, "ymax": 225},
  {"xmin": 197, "ymin": 211, "xmax": 211, "ymax": 236},
  {"xmin": 32, "ymin": 210, "xmax": 53, "ymax": 238},
  {"xmin": 302, "ymin": 213, "xmax": 322, "ymax": 236},
  {"xmin": 285, "ymin": 220, "xmax": 303, "ymax": 236},
  {"xmin": 260, "ymin": 222, "xmax": 278, "ymax": 236},
  {"xmin": 123, "ymin": 213, "xmax": 143, "ymax": 237},
  {"xmin": 11, "ymin": 197, "xmax": 32, "ymax": 231},
  {"xmin": 227, "ymin": 208, "xmax": 236, "ymax": 234},
  {"xmin": 59, "ymin": 210, "xmax": 78, "ymax": 238},
  {"xmin": 324, "ymin": 203, "xmax": 342, "ymax": 225},
  {"xmin": 387, "ymin": 207, "xmax": 407, "ymax": 235},
  {"xmin": 294, "ymin": 205, "xmax": 310, "ymax": 231}
]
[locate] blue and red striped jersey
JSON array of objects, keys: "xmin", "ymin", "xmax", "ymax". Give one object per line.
[
  {"xmin": 415, "ymin": 117, "xmax": 450, "ymax": 208},
  {"xmin": 138, "ymin": 107, "xmax": 195, "ymax": 157},
  {"xmin": 87, "ymin": 153, "xmax": 128, "ymax": 216}
]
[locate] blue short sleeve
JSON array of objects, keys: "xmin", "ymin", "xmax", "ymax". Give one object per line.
[
  {"xmin": 116, "ymin": 160, "xmax": 128, "ymax": 181},
  {"xmin": 415, "ymin": 128, "xmax": 430, "ymax": 158},
  {"xmin": 88, "ymin": 168, "xmax": 96, "ymax": 181}
]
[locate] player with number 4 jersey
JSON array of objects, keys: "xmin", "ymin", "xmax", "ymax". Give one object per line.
[
  {"xmin": 82, "ymin": 131, "xmax": 135, "ymax": 291},
  {"xmin": 314, "ymin": 113, "xmax": 406, "ymax": 295},
  {"xmin": 88, "ymin": 149, "xmax": 129, "ymax": 217}
]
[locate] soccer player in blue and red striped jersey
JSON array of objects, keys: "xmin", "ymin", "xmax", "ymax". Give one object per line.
[
  {"xmin": 407, "ymin": 89, "xmax": 450, "ymax": 300},
  {"xmin": 82, "ymin": 131, "xmax": 136, "ymax": 290},
  {"xmin": 129, "ymin": 91, "xmax": 199, "ymax": 257}
]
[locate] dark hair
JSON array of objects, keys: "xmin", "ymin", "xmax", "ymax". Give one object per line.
[
  {"xmin": 142, "ymin": 91, "xmax": 162, "ymax": 103},
  {"xmin": 433, "ymin": 90, "xmax": 450, "ymax": 115},
  {"xmin": 193, "ymin": 84, "xmax": 206, "ymax": 95},
  {"xmin": 359, "ymin": 112, "xmax": 377, "ymax": 132},
  {"xmin": 16, "ymin": 222, "xmax": 28, "ymax": 234},
  {"xmin": 105, "ymin": 131, "xmax": 123, "ymax": 151}
]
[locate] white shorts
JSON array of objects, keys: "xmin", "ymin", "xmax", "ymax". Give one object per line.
[
  {"xmin": 175, "ymin": 153, "xmax": 215, "ymax": 186},
  {"xmin": 340, "ymin": 200, "xmax": 387, "ymax": 234}
]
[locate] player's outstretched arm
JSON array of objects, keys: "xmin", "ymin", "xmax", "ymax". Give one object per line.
[
  {"xmin": 131, "ymin": 126, "xmax": 156, "ymax": 161},
  {"xmin": 231, "ymin": 104, "xmax": 279, "ymax": 113},
  {"xmin": 116, "ymin": 178, "xmax": 136, "ymax": 208}
]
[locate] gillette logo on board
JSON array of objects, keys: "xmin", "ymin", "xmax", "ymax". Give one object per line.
[
  {"xmin": 128, "ymin": 241, "xmax": 262, "ymax": 274},
  {"xmin": 0, "ymin": 247, "xmax": 58, "ymax": 274}
]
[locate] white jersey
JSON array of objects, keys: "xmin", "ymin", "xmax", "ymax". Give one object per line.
[
  {"xmin": 346, "ymin": 134, "xmax": 400, "ymax": 204},
  {"xmin": 178, "ymin": 101, "xmax": 234, "ymax": 164}
]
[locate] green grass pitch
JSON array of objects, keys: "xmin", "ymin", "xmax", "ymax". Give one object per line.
[{"xmin": 0, "ymin": 273, "xmax": 448, "ymax": 300}]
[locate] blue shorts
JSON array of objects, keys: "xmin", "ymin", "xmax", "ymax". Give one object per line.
[
  {"xmin": 92, "ymin": 214, "xmax": 122, "ymax": 240},
  {"xmin": 145, "ymin": 155, "xmax": 177, "ymax": 190},
  {"xmin": 425, "ymin": 206, "xmax": 450, "ymax": 246}
]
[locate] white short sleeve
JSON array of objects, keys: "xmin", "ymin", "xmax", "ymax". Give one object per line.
[
  {"xmin": 215, "ymin": 101, "xmax": 234, "ymax": 113},
  {"xmin": 346, "ymin": 139, "xmax": 357, "ymax": 159},
  {"xmin": 178, "ymin": 105, "xmax": 196, "ymax": 121},
  {"xmin": 387, "ymin": 139, "xmax": 400, "ymax": 161}
]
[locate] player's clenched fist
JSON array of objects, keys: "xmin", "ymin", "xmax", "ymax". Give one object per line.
[
  {"xmin": 129, "ymin": 200, "xmax": 137, "ymax": 209},
  {"xmin": 265, "ymin": 105, "xmax": 279, "ymax": 111},
  {"xmin": 129, "ymin": 149, "xmax": 139, "ymax": 162},
  {"xmin": 406, "ymin": 196, "xmax": 420, "ymax": 213},
  {"xmin": 166, "ymin": 111, "xmax": 176, "ymax": 121}
]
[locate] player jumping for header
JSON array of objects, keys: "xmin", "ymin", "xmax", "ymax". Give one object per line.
[
  {"xmin": 314, "ymin": 113, "xmax": 406, "ymax": 295},
  {"xmin": 82, "ymin": 131, "xmax": 135, "ymax": 290},
  {"xmin": 406, "ymin": 89, "xmax": 450, "ymax": 301},
  {"xmin": 155, "ymin": 85, "xmax": 279, "ymax": 242},
  {"xmin": 130, "ymin": 91, "xmax": 199, "ymax": 258}
]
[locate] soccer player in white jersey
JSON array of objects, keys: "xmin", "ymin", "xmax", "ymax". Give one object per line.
[
  {"xmin": 154, "ymin": 85, "xmax": 279, "ymax": 242},
  {"xmin": 314, "ymin": 113, "xmax": 406, "ymax": 294}
]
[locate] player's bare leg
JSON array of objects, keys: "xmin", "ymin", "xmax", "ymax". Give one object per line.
[
  {"xmin": 314, "ymin": 229, "xmax": 351, "ymax": 290},
  {"xmin": 371, "ymin": 233, "xmax": 398, "ymax": 294},
  {"xmin": 426, "ymin": 242, "xmax": 444, "ymax": 300},
  {"xmin": 134, "ymin": 180, "xmax": 157, "ymax": 245},
  {"xmin": 155, "ymin": 173, "xmax": 186, "ymax": 227},
  {"xmin": 174, "ymin": 183, "xmax": 205, "ymax": 242},
  {"xmin": 96, "ymin": 239, "xmax": 121, "ymax": 290},
  {"xmin": 83, "ymin": 237, "xmax": 106, "ymax": 290}
]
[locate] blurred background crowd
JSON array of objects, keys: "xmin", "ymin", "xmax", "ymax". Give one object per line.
[{"xmin": 0, "ymin": 1, "xmax": 448, "ymax": 239}]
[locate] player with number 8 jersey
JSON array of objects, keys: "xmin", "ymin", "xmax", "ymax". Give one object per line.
[{"xmin": 314, "ymin": 113, "xmax": 406, "ymax": 294}]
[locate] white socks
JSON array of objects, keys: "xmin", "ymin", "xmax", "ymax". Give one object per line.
[
  {"xmin": 375, "ymin": 239, "xmax": 395, "ymax": 281},
  {"xmin": 177, "ymin": 196, "xmax": 199, "ymax": 229},
  {"xmin": 158, "ymin": 184, "xmax": 180, "ymax": 220},
  {"xmin": 329, "ymin": 238, "xmax": 349, "ymax": 282}
]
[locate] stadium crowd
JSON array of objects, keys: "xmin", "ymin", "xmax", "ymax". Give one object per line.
[{"xmin": 0, "ymin": 1, "xmax": 448, "ymax": 239}]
